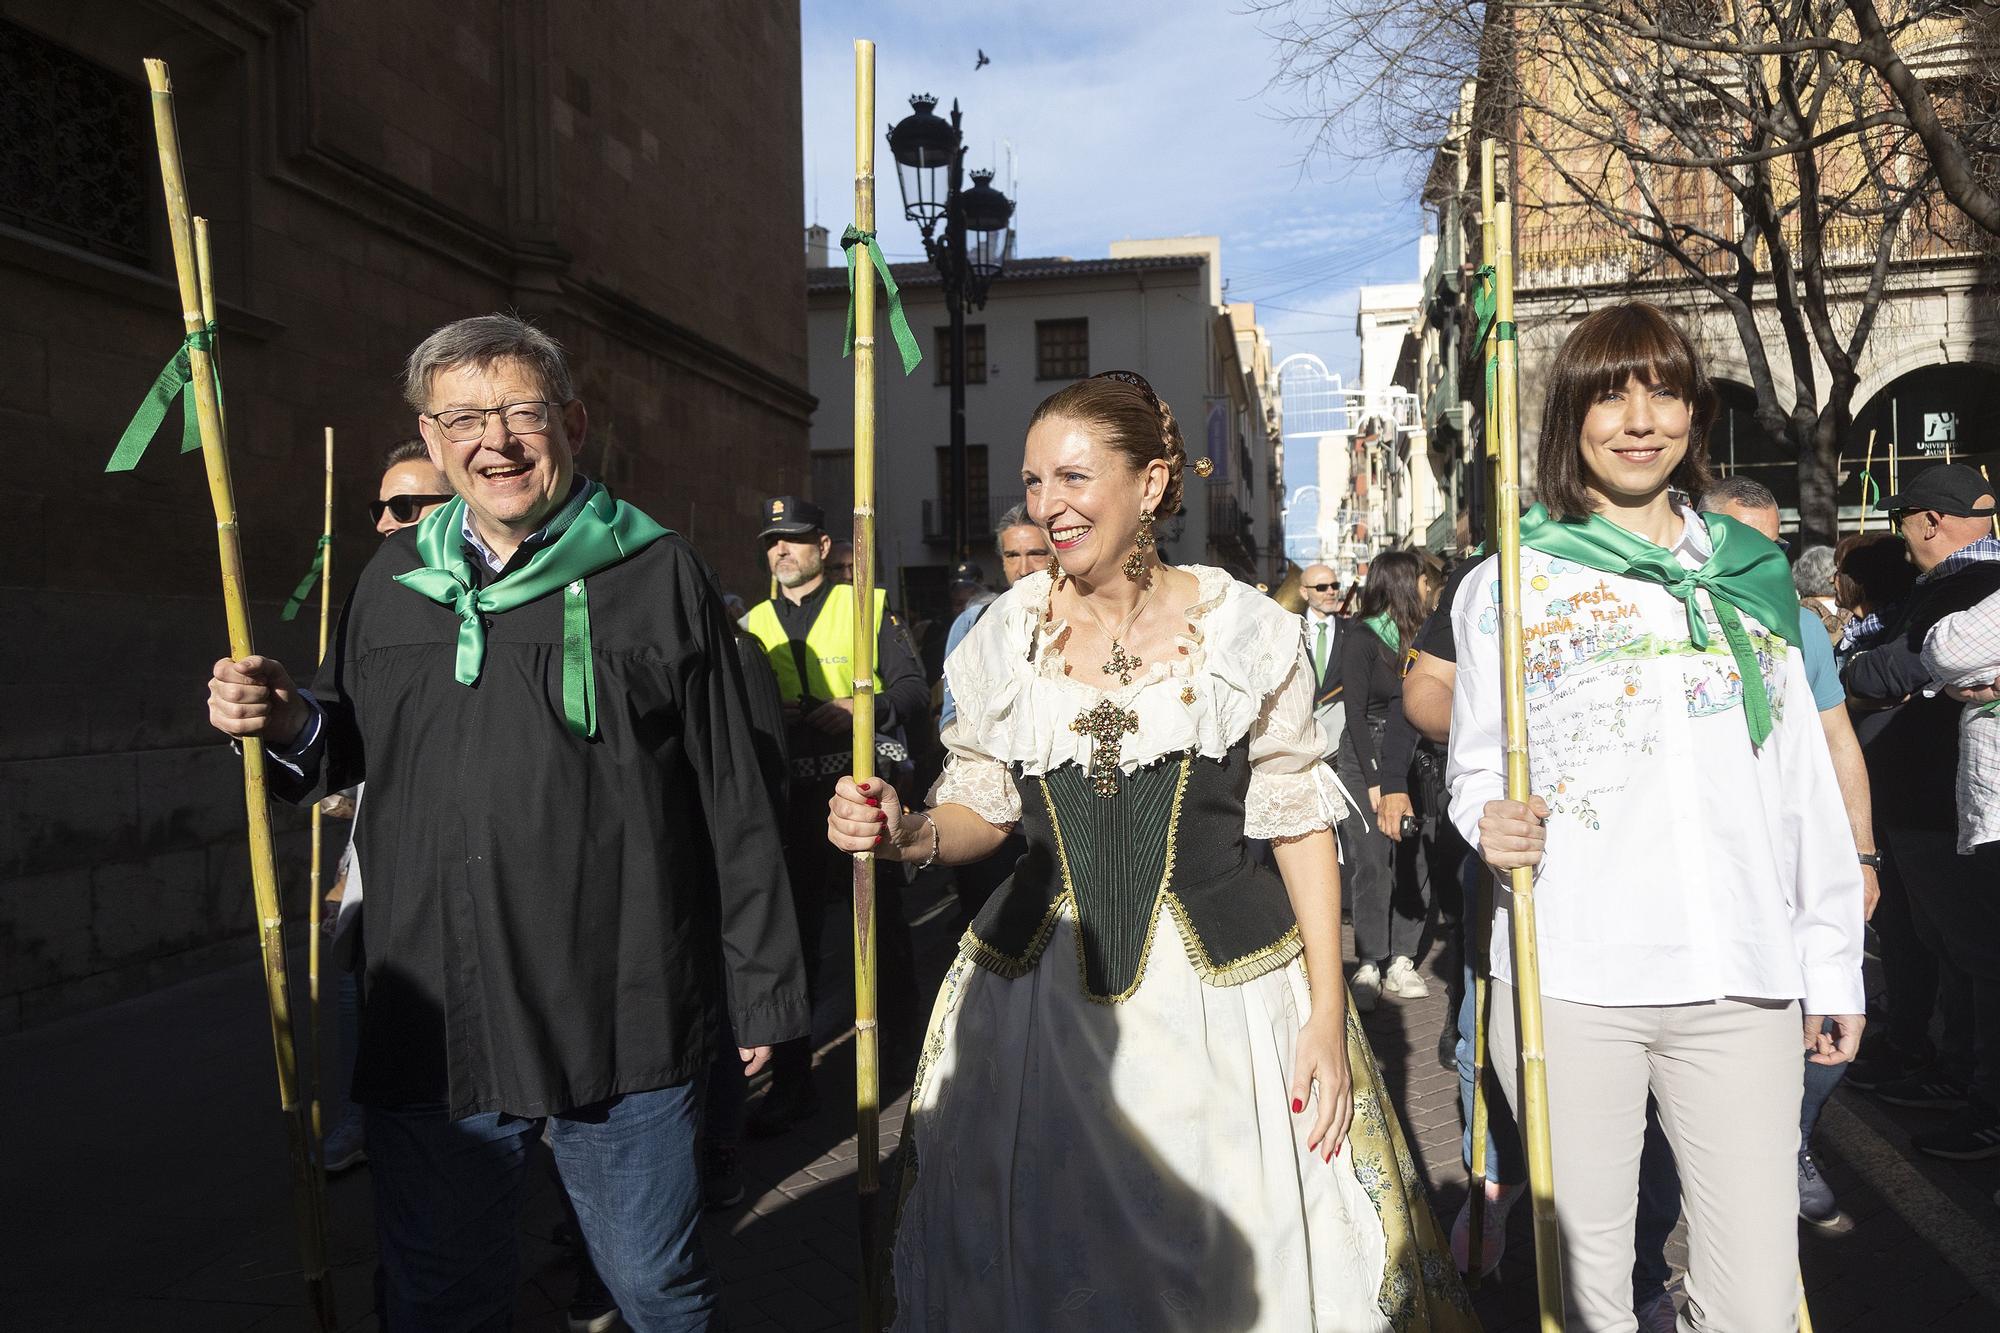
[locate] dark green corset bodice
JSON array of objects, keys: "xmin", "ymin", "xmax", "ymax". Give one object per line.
[{"xmin": 964, "ymin": 738, "xmax": 1304, "ymax": 1001}]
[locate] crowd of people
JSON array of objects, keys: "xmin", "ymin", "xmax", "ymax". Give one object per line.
[{"xmin": 199, "ymin": 305, "xmax": 1995, "ymax": 1331}]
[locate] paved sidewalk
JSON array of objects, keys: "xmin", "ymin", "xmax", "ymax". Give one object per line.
[{"xmin": 4, "ymin": 875, "xmax": 1999, "ymax": 1330}]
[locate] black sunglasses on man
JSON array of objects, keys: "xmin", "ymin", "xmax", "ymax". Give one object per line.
[{"xmin": 370, "ymin": 494, "xmax": 454, "ymax": 525}]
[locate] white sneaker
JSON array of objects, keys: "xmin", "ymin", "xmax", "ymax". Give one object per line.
[
  {"xmin": 1450, "ymin": 1179, "xmax": 1525, "ymax": 1278},
  {"xmin": 1351, "ymin": 963, "xmax": 1382, "ymax": 1013},
  {"xmin": 1384, "ymin": 955, "xmax": 1431, "ymax": 999}
]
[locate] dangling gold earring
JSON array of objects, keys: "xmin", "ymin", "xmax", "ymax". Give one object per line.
[
  {"xmin": 1047, "ymin": 551, "xmax": 1068, "ymax": 590},
  {"xmin": 1123, "ymin": 509, "xmax": 1156, "ymax": 582}
]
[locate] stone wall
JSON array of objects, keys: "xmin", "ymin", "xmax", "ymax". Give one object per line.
[{"xmin": 0, "ymin": 0, "xmax": 811, "ymax": 1029}]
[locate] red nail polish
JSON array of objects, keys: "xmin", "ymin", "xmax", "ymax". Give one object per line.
[
  {"xmin": 1334, "ymin": 1143, "xmax": 1342, "ymax": 1158},
  {"xmin": 1291, "ymin": 1098, "xmax": 1303, "ymax": 1114},
  {"xmin": 865, "ymin": 797, "xmax": 880, "ymax": 808},
  {"xmin": 1324, "ymin": 1148, "xmax": 1333, "ymax": 1162},
  {"xmin": 878, "ymin": 811, "xmax": 888, "ymax": 823}
]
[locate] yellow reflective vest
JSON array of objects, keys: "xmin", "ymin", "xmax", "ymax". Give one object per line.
[{"xmin": 744, "ymin": 584, "xmax": 889, "ymax": 705}]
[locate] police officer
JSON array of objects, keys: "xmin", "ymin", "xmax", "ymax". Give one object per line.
[{"xmin": 742, "ymin": 497, "xmax": 930, "ymax": 1132}]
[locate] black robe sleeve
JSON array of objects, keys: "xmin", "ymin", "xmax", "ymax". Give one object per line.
[
  {"xmin": 265, "ymin": 549, "xmax": 380, "ymax": 806},
  {"xmin": 679, "ymin": 551, "xmax": 810, "ymax": 1049},
  {"xmin": 732, "ymin": 628, "xmax": 791, "ymax": 811}
]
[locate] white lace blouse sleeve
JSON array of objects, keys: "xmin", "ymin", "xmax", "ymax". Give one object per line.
[
  {"xmin": 1244, "ymin": 647, "xmax": 1351, "ymax": 839},
  {"xmin": 925, "ymin": 622, "xmax": 1023, "ymax": 827}
]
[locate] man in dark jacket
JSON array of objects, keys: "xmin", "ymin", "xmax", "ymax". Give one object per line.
[
  {"xmin": 206, "ymin": 315, "xmax": 806, "ymax": 1331},
  {"xmin": 1844, "ymin": 463, "xmax": 2000, "ymax": 1159}
]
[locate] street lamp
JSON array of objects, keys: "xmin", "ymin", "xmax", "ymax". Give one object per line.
[{"xmin": 887, "ymin": 94, "xmax": 1016, "ymax": 560}]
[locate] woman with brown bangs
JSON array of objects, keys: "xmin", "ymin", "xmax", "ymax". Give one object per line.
[{"xmin": 1445, "ymin": 302, "xmax": 1866, "ymax": 1330}]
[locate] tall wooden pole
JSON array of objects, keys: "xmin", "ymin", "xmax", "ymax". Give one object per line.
[
  {"xmin": 308, "ymin": 427, "xmax": 334, "ymax": 1150},
  {"xmin": 849, "ymin": 37, "xmax": 884, "ymax": 1333},
  {"xmin": 1859, "ymin": 430, "xmax": 1877, "ymax": 534},
  {"xmin": 1464, "ymin": 163, "xmax": 1500, "ymax": 1285},
  {"xmin": 1484, "ymin": 139, "xmax": 1564, "ymax": 1333},
  {"xmin": 146, "ymin": 61, "xmax": 335, "ymax": 1331}
]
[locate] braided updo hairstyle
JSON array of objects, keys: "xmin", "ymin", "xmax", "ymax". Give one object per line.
[{"xmin": 1028, "ymin": 371, "xmax": 1214, "ymax": 515}]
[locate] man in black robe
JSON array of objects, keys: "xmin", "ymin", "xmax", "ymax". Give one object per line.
[{"xmin": 207, "ymin": 314, "xmax": 806, "ymax": 1332}]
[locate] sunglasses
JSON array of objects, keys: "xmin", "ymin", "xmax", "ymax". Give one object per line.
[
  {"xmin": 370, "ymin": 494, "xmax": 453, "ymax": 524},
  {"xmin": 1304, "ymin": 582, "xmax": 1339, "ymax": 592}
]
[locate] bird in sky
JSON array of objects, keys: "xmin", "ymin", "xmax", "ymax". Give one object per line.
[{"xmin": 975, "ymin": 49, "xmax": 990, "ymax": 70}]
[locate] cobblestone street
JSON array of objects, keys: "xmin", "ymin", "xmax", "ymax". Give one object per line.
[{"xmin": 5, "ymin": 871, "xmax": 1998, "ymax": 1330}]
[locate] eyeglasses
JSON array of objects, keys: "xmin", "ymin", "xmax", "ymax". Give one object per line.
[
  {"xmin": 1304, "ymin": 582, "xmax": 1339, "ymax": 592},
  {"xmin": 423, "ymin": 400, "xmax": 564, "ymax": 443},
  {"xmin": 370, "ymin": 494, "xmax": 453, "ymax": 524}
]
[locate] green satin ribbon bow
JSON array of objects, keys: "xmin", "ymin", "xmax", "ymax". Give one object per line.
[
  {"xmin": 279, "ymin": 534, "xmax": 332, "ymax": 622},
  {"xmin": 392, "ymin": 480, "xmax": 671, "ymax": 739},
  {"xmin": 1519, "ymin": 505, "xmax": 1802, "ymax": 747},
  {"xmin": 105, "ymin": 325, "xmax": 222, "ymax": 472},
  {"xmin": 841, "ymin": 226, "xmax": 923, "ymax": 376}
]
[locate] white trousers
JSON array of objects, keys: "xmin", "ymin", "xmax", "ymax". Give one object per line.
[{"xmin": 1488, "ymin": 982, "xmax": 1804, "ymax": 1333}]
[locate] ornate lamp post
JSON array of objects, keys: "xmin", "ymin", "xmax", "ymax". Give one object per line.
[{"xmin": 887, "ymin": 94, "xmax": 1016, "ymax": 559}]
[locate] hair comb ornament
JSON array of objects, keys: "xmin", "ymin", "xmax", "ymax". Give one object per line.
[
  {"xmin": 1192, "ymin": 457, "xmax": 1215, "ymax": 477},
  {"xmin": 1091, "ymin": 369, "xmax": 1159, "ymax": 403}
]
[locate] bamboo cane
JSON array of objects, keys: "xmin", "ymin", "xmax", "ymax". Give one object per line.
[
  {"xmin": 1859, "ymin": 430, "xmax": 1876, "ymax": 534},
  {"xmin": 307, "ymin": 427, "xmax": 334, "ymax": 1150},
  {"xmin": 145, "ymin": 61, "xmax": 335, "ymax": 1331},
  {"xmin": 1464, "ymin": 174, "xmax": 1502, "ymax": 1287},
  {"xmin": 1485, "ymin": 141, "xmax": 1564, "ymax": 1332},
  {"xmin": 849, "ymin": 37, "xmax": 884, "ymax": 1333}
]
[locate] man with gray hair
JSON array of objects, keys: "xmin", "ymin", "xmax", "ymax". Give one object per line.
[
  {"xmin": 205, "ymin": 314, "xmax": 806, "ymax": 1330},
  {"xmin": 1701, "ymin": 474, "xmax": 1878, "ymax": 1227},
  {"xmin": 938, "ymin": 503, "xmax": 1049, "ymax": 726}
]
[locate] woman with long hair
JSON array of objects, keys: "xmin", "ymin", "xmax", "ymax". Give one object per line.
[
  {"xmin": 1341, "ymin": 548, "xmax": 1438, "ymax": 1008},
  {"xmin": 829, "ymin": 372, "xmax": 1472, "ymax": 1331},
  {"xmin": 1448, "ymin": 302, "xmax": 1865, "ymax": 1328}
]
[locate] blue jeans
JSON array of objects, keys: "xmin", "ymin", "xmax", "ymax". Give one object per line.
[
  {"xmin": 367, "ymin": 1081, "xmax": 713, "ymax": 1332},
  {"xmin": 1802, "ymin": 1017, "xmax": 1847, "ymax": 1144},
  {"xmin": 1632, "ymin": 1101, "xmax": 1679, "ymax": 1308}
]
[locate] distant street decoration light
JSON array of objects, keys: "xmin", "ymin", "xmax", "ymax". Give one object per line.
[{"xmin": 887, "ymin": 93, "xmax": 1016, "ymax": 559}]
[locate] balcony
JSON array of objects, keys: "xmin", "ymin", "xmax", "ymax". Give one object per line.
[
  {"xmin": 921, "ymin": 495, "xmax": 1011, "ymax": 544},
  {"xmin": 1207, "ymin": 489, "xmax": 1257, "ymax": 573}
]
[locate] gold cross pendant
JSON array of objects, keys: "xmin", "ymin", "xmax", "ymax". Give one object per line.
[
  {"xmin": 1103, "ymin": 639, "xmax": 1144, "ymax": 686},
  {"xmin": 1070, "ymin": 699, "xmax": 1140, "ymax": 797}
]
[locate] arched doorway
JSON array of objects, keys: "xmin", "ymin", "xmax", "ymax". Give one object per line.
[
  {"xmin": 1848, "ymin": 365, "xmax": 2000, "ymax": 523},
  {"xmin": 1710, "ymin": 380, "xmax": 1795, "ymax": 511}
]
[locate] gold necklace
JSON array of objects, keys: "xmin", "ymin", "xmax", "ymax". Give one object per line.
[{"xmin": 1067, "ymin": 579, "xmax": 1157, "ymax": 686}]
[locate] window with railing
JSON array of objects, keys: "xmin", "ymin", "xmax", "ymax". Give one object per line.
[{"xmin": 0, "ymin": 20, "xmax": 149, "ymax": 265}]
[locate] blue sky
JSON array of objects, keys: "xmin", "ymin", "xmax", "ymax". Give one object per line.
[{"xmin": 797, "ymin": 0, "xmax": 1428, "ymax": 386}]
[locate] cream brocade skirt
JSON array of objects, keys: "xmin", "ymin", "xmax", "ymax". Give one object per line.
[{"xmin": 886, "ymin": 906, "xmax": 1476, "ymax": 1332}]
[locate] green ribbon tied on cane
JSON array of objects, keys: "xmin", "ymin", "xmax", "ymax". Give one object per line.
[
  {"xmin": 841, "ymin": 226, "xmax": 923, "ymax": 376},
  {"xmin": 105, "ymin": 324, "xmax": 223, "ymax": 472},
  {"xmin": 1472, "ymin": 264, "xmax": 1514, "ymax": 435},
  {"xmin": 1519, "ymin": 505, "xmax": 1803, "ymax": 747},
  {"xmin": 392, "ymin": 480, "xmax": 670, "ymax": 740},
  {"xmin": 279, "ymin": 534, "xmax": 332, "ymax": 622}
]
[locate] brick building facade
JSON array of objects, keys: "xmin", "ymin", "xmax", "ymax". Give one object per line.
[{"xmin": 0, "ymin": 0, "xmax": 812, "ymax": 1028}]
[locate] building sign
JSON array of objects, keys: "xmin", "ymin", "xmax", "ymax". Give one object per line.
[{"xmin": 1921, "ymin": 412, "xmax": 1958, "ymax": 455}]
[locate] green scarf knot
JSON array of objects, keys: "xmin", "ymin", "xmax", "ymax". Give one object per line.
[
  {"xmin": 393, "ymin": 480, "xmax": 671, "ymax": 739},
  {"xmin": 279, "ymin": 534, "xmax": 333, "ymax": 622},
  {"xmin": 841, "ymin": 226, "xmax": 923, "ymax": 376},
  {"xmin": 105, "ymin": 324, "xmax": 222, "ymax": 472},
  {"xmin": 1519, "ymin": 505, "xmax": 1802, "ymax": 747}
]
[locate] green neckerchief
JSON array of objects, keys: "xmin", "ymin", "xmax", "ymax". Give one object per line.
[
  {"xmin": 1363, "ymin": 611, "xmax": 1401, "ymax": 656},
  {"xmin": 393, "ymin": 479, "xmax": 671, "ymax": 739},
  {"xmin": 1518, "ymin": 504, "xmax": 1801, "ymax": 747}
]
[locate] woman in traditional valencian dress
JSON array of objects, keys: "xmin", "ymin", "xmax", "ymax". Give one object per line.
[{"xmin": 828, "ymin": 372, "xmax": 1473, "ymax": 1332}]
